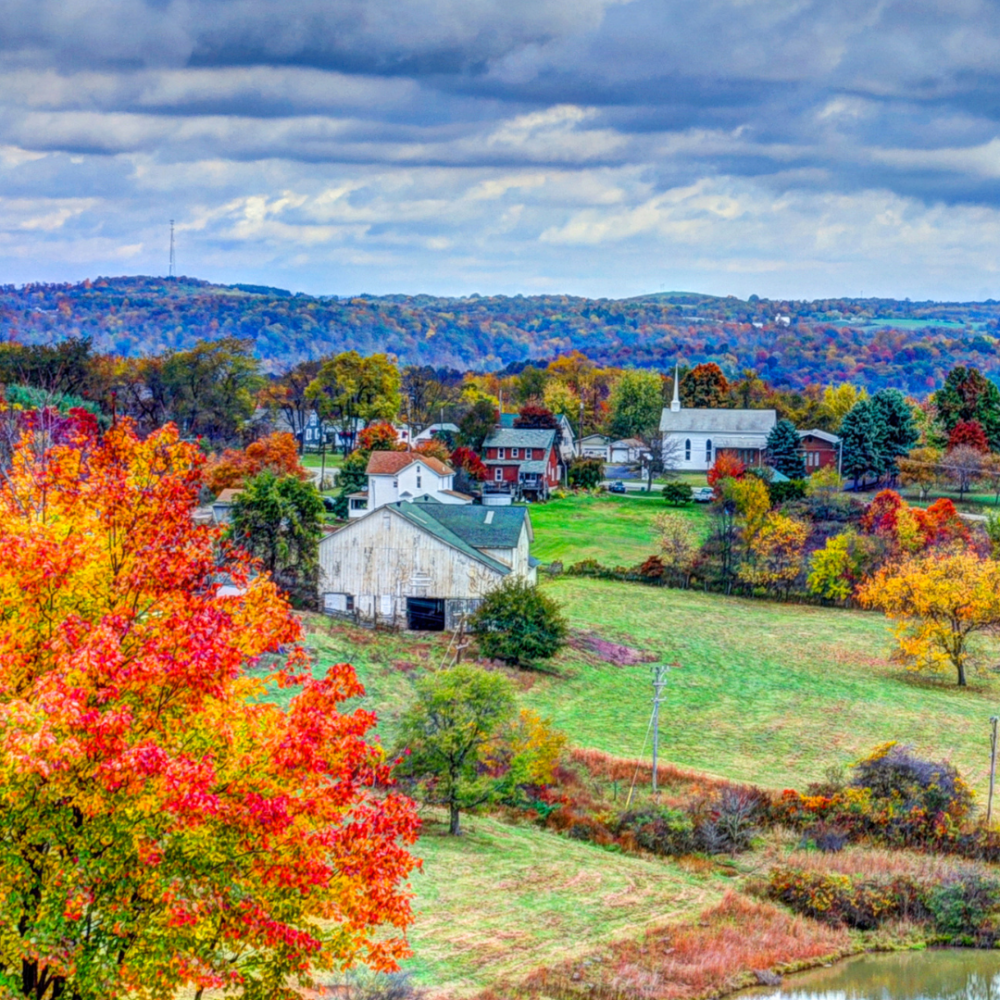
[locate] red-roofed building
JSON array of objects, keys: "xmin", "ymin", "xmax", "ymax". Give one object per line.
[{"xmin": 348, "ymin": 451, "xmax": 473, "ymax": 518}]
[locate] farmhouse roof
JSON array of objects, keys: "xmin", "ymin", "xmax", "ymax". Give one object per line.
[
  {"xmin": 420, "ymin": 504, "xmax": 532, "ymax": 548},
  {"xmin": 483, "ymin": 427, "xmax": 557, "ymax": 450},
  {"xmin": 799, "ymin": 428, "xmax": 841, "ymax": 444},
  {"xmin": 366, "ymin": 451, "xmax": 453, "ymax": 476},
  {"xmin": 659, "ymin": 407, "xmax": 777, "ymax": 434},
  {"xmin": 388, "ymin": 503, "xmax": 511, "ymax": 575},
  {"xmin": 214, "ymin": 489, "xmax": 244, "ymax": 504}
]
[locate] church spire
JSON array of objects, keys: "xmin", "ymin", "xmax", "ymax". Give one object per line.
[{"xmin": 671, "ymin": 363, "xmax": 681, "ymax": 412}]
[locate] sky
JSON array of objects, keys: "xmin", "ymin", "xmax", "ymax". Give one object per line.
[{"xmin": 4, "ymin": 1, "xmax": 1000, "ymax": 301}]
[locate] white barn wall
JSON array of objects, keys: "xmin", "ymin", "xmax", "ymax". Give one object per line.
[{"xmin": 318, "ymin": 506, "xmax": 505, "ymax": 622}]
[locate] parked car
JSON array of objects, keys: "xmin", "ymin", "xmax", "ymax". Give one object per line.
[
  {"xmin": 692, "ymin": 486, "xmax": 715, "ymax": 502},
  {"xmin": 608, "ymin": 480, "xmax": 627, "ymax": 494}
]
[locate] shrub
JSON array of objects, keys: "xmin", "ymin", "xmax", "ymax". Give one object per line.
[
  {"xmin": 851, "ymin": 742, "xmax": 973, "ymax": 823},
  {"xmin": 926, "ymin": 875, "xmax": 1000, "ymax": 943},
  {"xmin": 662, "ymin": 481, "xmax": 693, "ymax": 505},
  {"xmin": 469, "ymin": 578, "xmax": 568, "ymax": 667},
  {"xmin": 568, "ymin": 457, "xmax": 604, "ymax": 489},
  {"xmin": 769, "ymin": 479, "xmax": 807, "ymax": 504},
  {"xmin": 615, "ymin": 806, "xmax": 696, "ymax": 856}
]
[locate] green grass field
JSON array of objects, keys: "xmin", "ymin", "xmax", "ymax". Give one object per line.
[
  {"xmin": 396, "ymin": 814, "xmax": 722, "ymax": 996},
  {"xmin": 521, "ymin": 578, "xmax": 1000, "ymax": 795},
  {"xmin": 527, "ymin": 493, "xmax": 710, "ymax": 567}
]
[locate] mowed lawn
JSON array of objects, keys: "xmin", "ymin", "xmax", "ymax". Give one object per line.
[
  {"xmin": 528, "ymin": 492, "xmax": 710, "ymax": 567},
  {"xmin": 523, "ymin": 578, "xmax": 1000, "ymax": 796},
  {"xmin": 395, "ymin": 814, "xmax": 722, "ymax": 997}
]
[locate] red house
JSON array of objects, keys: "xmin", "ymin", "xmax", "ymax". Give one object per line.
[
  {"xmin": 798, "ymin": 429, "xmax": 841, "ymax": 471},
  {"xmin": 482, "ymin": 427, "xmax": 561, "ymax": 502}
]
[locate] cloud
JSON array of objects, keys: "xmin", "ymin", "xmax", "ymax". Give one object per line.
[{"xmin": 2, "ymin": 0, "xmax": 1000, "ymax": 297}]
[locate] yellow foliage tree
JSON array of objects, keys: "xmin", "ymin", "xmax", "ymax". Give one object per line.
[
  {"xmin": 738, "ymin": 513, "xmax": 809, "ymax": 596},
  {"xmin": 858, "ymin": 551, "xmax": 1000, "ymax": 686},
  {"xmin": 819, "ymin": 383, "xmax": 868, "ymax": 432}
]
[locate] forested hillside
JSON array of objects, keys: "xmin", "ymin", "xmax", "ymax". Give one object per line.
[{"xmin": 3, "ymin": 275, "xmax": 1000, "ymax": 392}]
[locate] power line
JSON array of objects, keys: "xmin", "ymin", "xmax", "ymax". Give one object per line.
[{"xmin": 168, "ymin": 220, "xmax": 176, "ymax": 279}]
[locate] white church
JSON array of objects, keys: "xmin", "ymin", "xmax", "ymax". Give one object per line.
[{"xmin": 659, "ymin": 367, "xmax": 777, "ymax": 472}]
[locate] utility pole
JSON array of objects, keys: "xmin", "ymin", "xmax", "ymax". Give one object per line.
[
  {"xmin": 651, "ymin": 663, "xmax": 668, "ymax": 793},
  {"xmin": 990, "ymin": 716, "xmax": 999, "ymax": 826},
  {"xmin": 168, "ymin": 220, "xmax": 176, "ymax": 278}
]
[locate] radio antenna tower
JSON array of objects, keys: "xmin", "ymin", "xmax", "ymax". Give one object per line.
[{"xmin": 168, "ymin": 219, "xmax": 176, "ymax": 278}]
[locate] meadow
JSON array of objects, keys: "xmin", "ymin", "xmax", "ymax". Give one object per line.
[
  {"xmin": 527, "ymin": 491, "xmax": 710, "ymax": 567},
  {"xmin": 288, "ymin": 489, "xmax": 1000, "ymax": 997}
]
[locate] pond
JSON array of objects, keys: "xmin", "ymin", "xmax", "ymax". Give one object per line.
[{"xmin": 743, "ymin": 951, "xmax": 1000, "ymax": 1000}]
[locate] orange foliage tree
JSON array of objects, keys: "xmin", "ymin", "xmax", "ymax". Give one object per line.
[
  {"xmin": 706, "ymin": 453, "xmax": 745, "ymax": 495},
  {"xmin": 0, "ymin": 420, "xmax": 419, "ymax": 998},
  {"xmin": 414, "ymin": 438, "xmax": 451, "ymax": 464},
  {"xmin": 858, "ymin": 550, "xmax": 1000, "ymax": 686},
  {"xmin": 356, "ymin": 421, "xmax": 404, "ymax": 453},
  {"xmin": 204, "ymin": 430, "xmax": 307, "ymax": 493}
]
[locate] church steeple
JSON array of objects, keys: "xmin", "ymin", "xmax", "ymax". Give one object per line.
[{"xmin": 671, "ymin": 363, "xmax": 681, "ymax": 412}]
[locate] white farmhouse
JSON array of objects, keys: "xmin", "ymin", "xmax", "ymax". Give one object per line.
[
  {"xmin": 659, "ymin": 367, "xmax": 776, "ymax": 472},
  {"xmin": 347, "ymin": 451, "xmax": 473, "ymax": 518},
  {"xmin": 319, "ymin": 501, "xmax": 536, "ymax": 630}
]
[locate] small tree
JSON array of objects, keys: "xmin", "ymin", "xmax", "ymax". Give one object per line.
[
  {"xmin": 949, "ymin": 420, "xmax": 989, "ymax": 453},
  {"xmin": 707, "ymin": 452, "xmax": 745, "ymax": 495},
  {"xmin": 653, "ymin": 511, "xmax": 698, "ymax": 585},
  {"xmin": 766, "ymin": 418, "xmax": 806, "ymax": 479},
  {"xmin": 898, "ymin": 446, "xmax": 943, "ymax": 502},
  {"xmin": 394, "ymin": 666, "xmax": 564, "ymax": 834},
  {"xmin": 513, "ymin": 404, "xmax": 558, "ymax": 429},
  {"xmin": 457, "ymin": 398, "xmax": 498, "ymax": 451},
  {"xmin": 607, "ymin": 369, "xmax": 663, "ymax": 440},
  {"xmin": 469, "ymin": 578, "xmax": 568, "ymax": 668},
  {"xmin": 450, "ymin": 445, "xmax": 487, "ymax": 494},
  {"xmin": 858, "ymin": 551, "xmax": 1000, "ymax": 686},
  {"xmin": 230, "ymin": 471, "xmax": 325, "ymax": 603},
  {"xmin": 568, "ymin": 457, "xmax": 604, "ymax": 489},
  {"xmin": 942, "ymin": 444, "xmax": 983, "ymax": 501},
  {"xmin": 662, "ymin": 482, "xmax": 693, "ymax": 505}
]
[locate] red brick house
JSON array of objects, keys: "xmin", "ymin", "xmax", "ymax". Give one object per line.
[
  {"xmin": 798, "ymin": 429, "xmax": 841, "ymax": 471},
  {"xmin": 482, "ymin": 427, "xmax": 561, "ymax": 502}
]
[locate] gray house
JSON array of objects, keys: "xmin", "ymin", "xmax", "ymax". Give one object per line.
[{"xmin": 318, "ymin": 501, "xmax": 535, "ymax": 630}]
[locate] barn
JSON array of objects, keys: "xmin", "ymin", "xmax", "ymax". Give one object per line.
[{"xmin": 318, "ymin": 500, "xmax": 535, "ymax": 630}]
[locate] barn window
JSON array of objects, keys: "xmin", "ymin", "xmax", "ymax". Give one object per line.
[
  {"xmin": 512, "ymin": 447, "xmax": 519, "ymax": 458},
  {"xmin": 684, "ymin": 439, "xmax": 691, "ymax": 461},
  {"xmin": 416, "ymin": 474, "xmax": 422, "ymax": 489},
  {"xmin": 706, "ymin": 439, "xmax": 713, "ymax": 463},
  {"xmin": 498, "ymin": 448, "xmax": 505, "ymax": 459},
  {"xmin": 393, "ymin": 478, "xmax": 398, "ymax": 488},
  {"xmin": 495, "ymin": 468, "xmax": 503, "ymax": 481}
]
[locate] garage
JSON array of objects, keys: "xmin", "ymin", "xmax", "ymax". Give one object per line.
[{"xmin": 406, "ymin": 597, "xmax": 446, "ymax": 631}]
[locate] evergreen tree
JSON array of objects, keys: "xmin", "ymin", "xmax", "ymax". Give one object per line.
[
  {"xmin": 934, "ymin": 366, "xmax": 1000, "ymax": 451},
  {"xmin": 870, "ymin": 388, "xmax": 919, "ymax": 477},
  {"xmin": 840, "ymin": 400, "xmax": 884, "ymax": 488},
  {"xmin": 766, "ymin": 418, "xmax": 806, "ymax": 478}
]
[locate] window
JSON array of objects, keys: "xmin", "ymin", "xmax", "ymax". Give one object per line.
[
  {"xmin": 512, "ymin": 447, "xmax": 519, "ymax": 458},
  {"xmin": 393, "ymin": 478, "xmax": 398, "ymax": 488},
  {"xmin": 685, "ymin": 439, "xmax": 691, "ymax": 461},
  {"xmin": 495, "ymin": 468, "xmax": 503, "ymax": 481},
  {"xmin": 498, "ymin": 448, "xmax": 505, "ymax": 459},
  {"xmin": 416, "ymin": 474, "xmax": 422, "ymax": 489},
  {"xmin": 706, "ymin": 439, "xmax": 713, "ymax": 464}
]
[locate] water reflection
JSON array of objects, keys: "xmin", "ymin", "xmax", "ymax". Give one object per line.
[{"xmin": 743, "ymin": 952, "xmax": 1000, "ymax": 1000}]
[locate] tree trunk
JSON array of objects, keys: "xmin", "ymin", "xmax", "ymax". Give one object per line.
[
  {"xmin": 449, "ymin": 800, "xmax": 461, "ymax": 836},
  {"xmin": 957, "ymin": 659, "xmax": 967, "ymax": 687}
]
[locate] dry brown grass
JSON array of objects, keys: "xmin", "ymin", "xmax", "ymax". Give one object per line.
[
  {"xmin": 780, "ymin": 845, "xmax": 987, "ymax": 880},
  {"xmin": 568, "ymin": 746, "xmax": 752, "ymax": 794},
  {"xmin": 479, "ymin": 890, "xmax": 853, "ymax": 1000}
]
